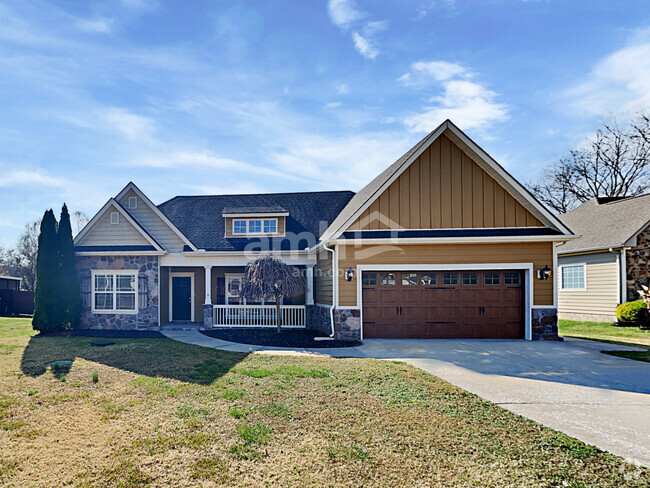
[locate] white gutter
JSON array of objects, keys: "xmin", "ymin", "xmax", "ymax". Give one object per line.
[
  {"xmin": 331, "ymin": 235, "xmax": 579, "ymax": 246},
  {"xmin": 323, "ymin": 242, "xmax": 337, "ymax": 338}
]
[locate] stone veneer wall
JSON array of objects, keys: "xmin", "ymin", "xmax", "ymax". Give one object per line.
[
  {"xmin": 333, "ymin": 308, "xmax": 361, "ymax": 341},
  {"xmin": 306, "ymin": 305, "xmax": 332, "ymax": 336},
  {"xmin": 627, "ymin": 225, "xmax": 650, "ymax": 301},
  {"xmin": 76, "ymin": 255, "xmax": 159, "ymax": 330},
  {"xmin": 532, "ymin": 307, "xmax": 560, "ymax": 340}
]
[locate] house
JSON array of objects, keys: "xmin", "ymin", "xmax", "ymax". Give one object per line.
[
  {"xmin": 0, "ymin": 276, "xmax": 21, "ymax": 290},
  {"xmin": 556, "ymin": 194, "xmax": 650, "ymax": 322},
  {"xmin": 74, "ymin": 120, "xmax": 575, "ymax": 340},
  {"xmin": 0, "ymin": 276, "xmax": 34, "ymax": 316}
]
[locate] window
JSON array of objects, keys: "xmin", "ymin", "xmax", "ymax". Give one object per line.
[
  {"xmin": 128, "ymin": 196, "xmax": 137, "ymax": 209},
  {"xmin": 362, "ymin": 273, "xmax": 377, "ymax": 286},
  {"xmin": 402, "ymin": 273, "xmax": 418, "ymax": 286},
  {"xmin": 484, "ymin": 272, "xmax": 501, "ymax": 285},
  {"xmin": 420, "ymin": 273, "xmax": 436, "ymax": 285},
  {"xmin": 380, "ymin": 273, "xmax": 396, "ymax": 286},
  {"xmin": 443, "ymin": 273, "xmax": 458, "ymax": 285},
  {"xmin": 504, "ymin": 272, "xmax": 521, "ymax": 285},
  {"xmin": 231, "ymin": 218, "xmax": 279, "ymax": 235},
  {"xmin": 110, "ymin": 212, "xmax": 119, "ymax": 225},
  {"xmin": 264, "ymin": 219, "xmax": 277, "ymax": 233},
  {"xmin": 248, "ymin": 220, "xmax": 262, "ymax": 233},
  {"xmin": 462, "ymin": 272, "xmax": 478, "ymax": 285},
  {"xmin": 92, "ymin": 272, "xmax": 137, "ymax": 313},
  {"xmin": 561, "ymin": 265, "xmax": 585, "ymax": 290}
]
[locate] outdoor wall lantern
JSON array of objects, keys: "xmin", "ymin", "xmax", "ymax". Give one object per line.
[
  {"xmin": 345, "ymin": 267, "xmax": 355, "ymax": 282},
  {"xmin": 537, "ymin": 265, "xmax": 552, "ymax": 281}
]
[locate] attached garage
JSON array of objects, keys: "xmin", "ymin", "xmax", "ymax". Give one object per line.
[{"xmin": 361, "ymin": 269, "xmax": 525, "ymax": 339}]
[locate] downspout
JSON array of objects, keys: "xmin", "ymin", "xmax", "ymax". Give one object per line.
[{"xmin": 323, "ymin": 242, "xmax": 337, "ymax": 338}]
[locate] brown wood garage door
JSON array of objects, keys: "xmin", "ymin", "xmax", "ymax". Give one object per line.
[{"xmin": 362, "ymin": 270, "xmax": 524, "ymax": 339}]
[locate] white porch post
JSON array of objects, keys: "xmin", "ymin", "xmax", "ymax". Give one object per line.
[
  {"xmin": 306, "ymin": 264, "xmax": 314, "ymax": 305},
  {"xmin": 203, "ymin": 265, "xmax": 213, "ymax": 329}
]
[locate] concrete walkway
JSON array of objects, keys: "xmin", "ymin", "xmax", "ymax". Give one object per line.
[{"xmin": 162, "ymin": 329, "xmax": 650, "ymax": 467}]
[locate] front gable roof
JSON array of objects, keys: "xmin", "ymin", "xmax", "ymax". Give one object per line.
[
  {"xmin": 74, "ymin": 199, "xmax": 165, "ymax": 252},
  {"xmin": 320, "ymin": 119, "xmax": 573, "ymax": 242},
  {"xmin": 558, "ymin": 193, "xmax": 650, "ymax": 254}
]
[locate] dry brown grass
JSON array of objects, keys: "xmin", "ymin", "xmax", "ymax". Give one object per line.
[{"xmin": 0, "ymin": 317, "xmax": 648, "ymax": 487}]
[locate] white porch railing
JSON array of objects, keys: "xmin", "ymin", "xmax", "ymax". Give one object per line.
[{"xmin": 212, "ymin": 305, "xmax": 306, "ymax": 328}]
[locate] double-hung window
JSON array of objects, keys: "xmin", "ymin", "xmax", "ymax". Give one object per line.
[
  {"xmin": 561, "ymin": 264, "xmax": 585, "ymax": 290},
  {"xmin": 92, "ymin": 271, "xmax": 137, "ymax": 313}
]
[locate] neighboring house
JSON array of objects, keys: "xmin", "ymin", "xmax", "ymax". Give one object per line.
[
  {"xmin": 0, "ymin": 276, "xmax": 21, "ymax": 290},
  {"xmin": 74, "ymin": 120, "xmax": 574, "ymax": 340},
  {"xmin": 556, "ymin": 194, "xmax": 650, "ymax": 322},
  {"xmin": 0, "ymin": 276, "xmax": 34, "ymax": 316}
]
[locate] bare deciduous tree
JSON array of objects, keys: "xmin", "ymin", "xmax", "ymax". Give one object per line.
[
  {"xmin": 529, "ymin": 113, "xmax": 650, "ymax": 213},
  {"xmin": 72, "ymin": 210, "xmax": 89, "ymax": 236}
]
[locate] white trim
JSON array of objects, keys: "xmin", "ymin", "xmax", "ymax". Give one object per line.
[
  {"xmin": 170, "ymin": 272, "xmax": 195, "ymax": 322},
  {"xmin": 161, "ymin": 252, "xmax": 315, "ymax": 267},
  {"xmin": 223, "ymin": 212, "xmax": 289, "ymax": 218},
  {"xmin": 552, "ymin": 240, "xmax": 558, "ymax": 309},
  {"xmin": 332, "ymin": 235, "xmax": 577, "ymax": 246},
  {"xmin": 0, "ymin": 276, "xmax": 21, "ymax": 281},
  {"xmin": 76, "ymin": 251, "xmax": 166, "ymax": 256},
  {"xmin": 230, "ymin": 217, "xmax": 282, "ymax": 236},
  {"xmin": 355, "ymin": 263, "xmax": 535, "ymax": 341},
  {"xmin": 305, "ymin": 264, "xmax": 314, "ymax": 305},
  {"xmin": 557, "ymin": 244, "xmax": 626, "ymax": 256},
  {"xmin": 128, "ymin": 196, "xmax": 137, "ymax": 209},
  {"xmin": 74, "ymin": 199, "xmax": 164, "ymax": 252},
  {"xmin": 620, "ymin": 249, "xmax": 627, "ymax": 304},
  {"xmin": 558, "ymin": 263, "xmax": 587, "ymax": 291},
  {"xmin": 322, "ymin": 120, "xmax": 573, "ymax": 241},
  {"xmin": 345, "ymin": 226, "xmax": 550, "ymax": 232},
  {"xmin": 110, "ymin": 212, "xmax": 119, "ymax": 225},
  {"xmin": 91, "ymin": 269, "xmax": 138, "ymax": 315},
  {"xmin": 116, "ymin": 182, "xmax": 198, "ymax": 251}
]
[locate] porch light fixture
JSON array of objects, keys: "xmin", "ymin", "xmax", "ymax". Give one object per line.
[
  {"xmin": 345, "ymin": 267, "xmax": 355, "ymax": 282},
  {"xmin": 537, "ymin": 265, "xmax": 552, "ymax": 281}
]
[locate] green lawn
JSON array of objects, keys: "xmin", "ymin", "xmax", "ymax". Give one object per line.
[
  {"xmin": 559, "ymin": 319, "xmax": 650, "ymax": 362},
  {"xmin": 0, "ymin": 317, "xmax": 648, "ymax": 487}
]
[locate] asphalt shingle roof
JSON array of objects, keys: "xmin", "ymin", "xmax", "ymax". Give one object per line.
[
  {"xmin": 158, "ymin": 191, "xmax": 355, "ymax": 251},
  {"xmin": 557, "ymin": 194, "xmax": 650, "ymax": 254}
]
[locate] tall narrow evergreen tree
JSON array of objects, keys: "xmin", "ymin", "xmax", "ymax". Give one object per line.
[
  {"xmin": 57, "ymin": 204, "xmax": 81, "ymax": 330},
  {"xmin": 32, "ymin": 209, "xmax": 58, "ymax": 332}
]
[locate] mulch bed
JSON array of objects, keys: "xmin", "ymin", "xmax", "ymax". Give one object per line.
[
  {"xmin": 201, "ymin": 328, "xmax": 361, "ymax": 348},
  {"xmin": 37, "ymin": 329, "xmax": 166, "ymax": 339}
]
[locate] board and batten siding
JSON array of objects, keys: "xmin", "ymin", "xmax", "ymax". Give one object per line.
[
  {"xmin": 314, "ymin": 250, "xmax": 333, "ymax": 305},
  {"xmin": 348, "ymin": 134, "xmax": 543, "ymax": 231},
  {"xmin": 119, "ymin": 190, "xmax": 186, "ymax": 252},
  {"xmin": 337, "ymin": 242, "xmax": 554, "ymax": 308},
  {"xmin": 79, "ymin": 208, "xmax": 151, "ymax": 247},
  {"xmin": 557, "ymin": 252, "xmax": 619, "ymax": 320}
]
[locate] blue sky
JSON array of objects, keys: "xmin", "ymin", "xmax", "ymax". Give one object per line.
[{"xmin": 1, "ymin": 0, "xmax": 650, "ymax": 245}]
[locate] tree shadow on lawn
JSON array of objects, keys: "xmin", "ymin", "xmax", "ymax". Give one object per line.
[{"xmin": 20, "ymin": 335, "xmax": 248, "ymax": 385}]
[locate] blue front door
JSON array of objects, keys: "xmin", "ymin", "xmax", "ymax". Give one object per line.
[{"xmin": 172, "ymin": 276, "xmax": 192, "ymax": 321}]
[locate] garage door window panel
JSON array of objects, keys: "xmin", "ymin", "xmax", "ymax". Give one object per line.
[
  {"xmin": 443, "ymin": 273, "xmax": 458, "ymax": 285},
  {"xmin": 362, "ymin": 273, "xmax": 377, "ymax": 286},
  {"xmin": 401, "ymin": 273, "xmax": 418, "ymax": 286},
  {"xmin": 462, "ymin": 272, "xmax": 478, "ymax": 285},
  {"xmin": 484, "ymin": 272, "xmax": 501, "ymax": 285},
  {"xmin": 420, "ymin": 273, "xmax": 436, "ymax": 285},
  {"xmin": 380, "ymin": 273, "xmax": 396, "ymax": 286}
]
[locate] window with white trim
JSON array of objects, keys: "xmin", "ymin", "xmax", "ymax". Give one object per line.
[
  {"xmin": 128, "ymin": 196, "xmax": 137, "ymax": 209},
  {"xmin": 561, "ymin": 265, "xmax": 585, "ymax": 290},
  {"xmin": 231, "ymin": 218, "xmax": 279, "ymax": 235},
  {"xmin": 92, "ymin": 271, "xmax": 137, "ymax": 313},
  {"xmin": 110, "ymin": 212, "xmax": 119, "ymax": 225}
]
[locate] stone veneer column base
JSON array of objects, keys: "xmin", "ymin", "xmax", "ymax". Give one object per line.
[
  {"xmin": 305, "ymin": 305, "xmax": 332, "ymax": 336},
  {"xmin": 333, "ymin": 308, "xmax": 361, "ymax": 341},
  {"xmin": 532, "ymin": 307, "xmax": 562, "ymax": 340},
  {"xmin": 203, "ymin": 304, "xmax": 213, "ymax": 329}
]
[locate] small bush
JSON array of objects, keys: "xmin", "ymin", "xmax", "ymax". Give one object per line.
[
  {"xmin": 92, "ymin": 372, "xmax": 99, "ymax": 383},
  {"xmin": 616, "ymin": 300, "xmax": 648, "ymax": 324}
]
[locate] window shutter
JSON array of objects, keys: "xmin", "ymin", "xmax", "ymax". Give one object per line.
[
  {"xmin": 138, "ymin": 273, "xmax": 148, "ymax": 309},
  {"xmin": 81, "ymin": 270, "xmax": 91, "ymax": 310}
]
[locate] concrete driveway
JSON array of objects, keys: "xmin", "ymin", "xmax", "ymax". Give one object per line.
[{"xmin": 163, "ymin": 330, "xmax": 650, "ymax": 467}]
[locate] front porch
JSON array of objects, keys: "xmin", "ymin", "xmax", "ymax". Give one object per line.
[{"xmin": 159, "ymin": 257, "xmax": 315, "ymax": 329}]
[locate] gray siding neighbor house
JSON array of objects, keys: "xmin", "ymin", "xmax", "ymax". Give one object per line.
[
  {"xmin": 557, "ymin": 194, "xmax": 650, "ymax": 322},
  {"xmin": 73, "ymin": 120, "xmax": 575, "ymax": 340}
]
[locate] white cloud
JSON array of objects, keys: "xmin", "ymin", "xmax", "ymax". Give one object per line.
[
  {"xmin": 327, "ymin": 0, "xmax": 366, "ymax": 29},
  {"xmin": 351, "ymin": 21, "xmax": 387, "ymax": 60},
  {"xmin": 76, "ymin": 18, "xmax": 113, "ymax": 33},
  {"xmin": 324, "ymin": 101, "xmax": 343, "ymax": 109},
  {"xmin": 336, "ymin": 83, "xmax": 350, "ymax": 95},
  {"xmin": 0, "ymin": 169, "xmax": 65, "ymax": 187},
  {"xmin": 400, "ymin": 60, "xmax": 508, "ymax": 132},
  {"xmin": 565, "ymin": 36, "xmax": 650, "ymax": 116},
  {"xmin": 101, "ymin": 108, "xmax": 155, "ymax": 140}
]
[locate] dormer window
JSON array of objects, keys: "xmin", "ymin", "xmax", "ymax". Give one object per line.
[{"xmin": 232, "ymin": 218, "xmax": 278, "ymax": 235}]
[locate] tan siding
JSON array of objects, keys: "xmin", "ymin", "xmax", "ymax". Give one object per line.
[
  {"xmin": 119, "ymin": 190, "xmax": 185, "ymax": 252},
  {"xmin": 314, "ymin": 250, "xmax": 333, "ymax": 305},
  {"xmin": 337, "ymin": 242, "xmax": 554, "ymax": 307},
  {"xmin": 160, "ymin": 267, "xmax": 169, "ymax": 324},
  {"xmin": 79, "ymin": 209, "xmax": 151, "ymax": 247},
  {"xmin": 224, "ymin": 216, "xmax": 286, "ymax": 237},
  {"xmin": 558, "ymin": 252, "xmax": 619, "ymax": 317},
  {"xmin": 349, "ymin": 134, "xmax": 544, "ymax": 231}
]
